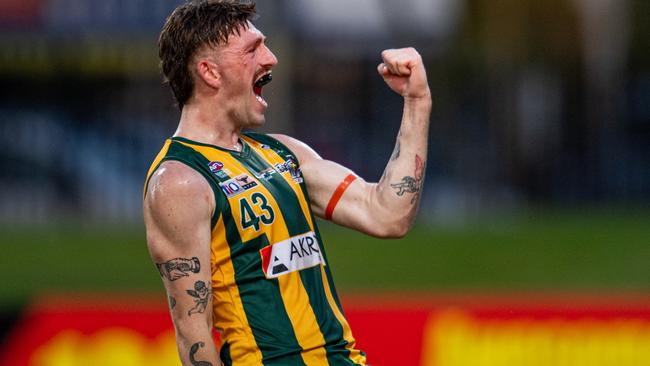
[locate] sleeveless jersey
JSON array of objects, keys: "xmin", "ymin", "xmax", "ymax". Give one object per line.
[{"xmin": 144, "ymin": 132, "xmax": 366, "ymax": 366}]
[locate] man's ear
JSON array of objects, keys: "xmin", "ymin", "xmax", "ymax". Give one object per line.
[{"xmin": 195, "ymin": 59, "xmax": 221, "ymax": 89}]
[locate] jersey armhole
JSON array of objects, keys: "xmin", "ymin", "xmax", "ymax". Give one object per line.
[{"xmin": 146, "ymin": 157, "xmax": 222, "ymax": 229}]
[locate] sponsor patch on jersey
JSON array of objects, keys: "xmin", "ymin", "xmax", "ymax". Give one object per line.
[
  {"xmin": 274, "ymin": 158, "xmax": 304, "ymax": 184},
  {"xmin": 219, "ymin": 174, "xmax": 258, "ymax": 198},
  {"xmin": 255, "ymin": 167, "xmax": 276, "ymax": 181},
  {"xmin": 208, "ymin": 161, "xmax": 224, "ymax": 171},
  {"xmin": 208, "ymin": 161, "xmax": 230, "ymax": 179},
  {"xmin": 260, "ymin": 231, "xmax": 325, "ymax": 279}
]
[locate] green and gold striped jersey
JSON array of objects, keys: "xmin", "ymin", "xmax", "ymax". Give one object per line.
[{"xmin": 145, "ymin": 132, "xmax": 366, "ymax": 366}]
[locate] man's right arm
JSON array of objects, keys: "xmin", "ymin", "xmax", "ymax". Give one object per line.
[
  {"xmin": 144, "ymin": 161, "xmax": 220, "ymax": 366},
  {"xmin": 273, "ymin": 48, "xmax": 431, "ymax": 239}
]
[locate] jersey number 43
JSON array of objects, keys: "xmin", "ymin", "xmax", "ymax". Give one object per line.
[{"xmin": 239, "ymin": 193, "xmax": 275, "ymax": 231}]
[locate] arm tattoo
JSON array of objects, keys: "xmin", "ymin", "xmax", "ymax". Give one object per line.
[
  {"xmin": 156, "ymin": 257, "xmax": 201, "ymax": 281},
  {"xmin": 187, "ymin": 280, "xmax": 210, "ymax": 316},
  {"xmin": 168, "ymin": 296, "xmax": 176, "ymax": 310},
  {"xmin": 189, "ymin": 341, "xmax": 214, "ymax": 366},
  {"xmin": 390, "ymin": 154, "xmax": 426, "ymax": 204}
]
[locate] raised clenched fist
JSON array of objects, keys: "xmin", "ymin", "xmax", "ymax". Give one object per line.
[{"xmin": 377, "ymin": 47, "xmax": 430, "ymax": 100}]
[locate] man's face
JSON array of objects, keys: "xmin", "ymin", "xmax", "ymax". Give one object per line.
[{"xmin": 213, "ymin": 22, "xmax": 278, "ymax": 128}]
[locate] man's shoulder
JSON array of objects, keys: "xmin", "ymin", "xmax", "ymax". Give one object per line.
[
  {"xmin": 146, "ymin": 161, "xmax": 212, "ymax": 202},
  {"xmin": 144, "ymin": 159, "xmax": 215, "ymax": 240}
]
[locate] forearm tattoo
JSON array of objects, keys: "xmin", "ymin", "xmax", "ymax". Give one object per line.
[
  {"xmin": 189, "ymin": 341, "xmax": 213, "ymax": 366},
  {"xmin": 391, "ymin": 154, "xmax": 426, "ymax": 204},
  {"xmin": 187, "ymin": 280, "xmax": 210, "ymax": 316},
  {"xmin": 156, "ymin": 257, "xmax": 201, "ymax": 281}
]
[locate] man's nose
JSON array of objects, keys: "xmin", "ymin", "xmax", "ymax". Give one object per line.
[{"xmin": 261, "ymin": 45, "xmax": 278, "ymax": 68}]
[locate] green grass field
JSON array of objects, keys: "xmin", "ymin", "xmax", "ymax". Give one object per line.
[{"xmin": 1, "ymin": 210, "xmax": 649, "ymax": 307}]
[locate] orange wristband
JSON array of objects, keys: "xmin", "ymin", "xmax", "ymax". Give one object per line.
[{"xmin": 325, "ymin": 174, "xmax": 357, "ymax": 220}]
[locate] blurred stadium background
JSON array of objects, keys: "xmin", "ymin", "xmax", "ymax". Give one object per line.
[{"xmin": 0, "ymin": 0, "xmax": 649, "ymax": 365}]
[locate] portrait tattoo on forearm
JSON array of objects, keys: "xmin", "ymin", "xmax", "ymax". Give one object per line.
[
  {"xmin": 187, "ymin": 280, "xmax": 210, "ymax": 316},
  {"xmin": 189, "ymin": 341, "xmax": 213, "ymax": 366},
  {"xmin": 390, "ymin": 154, "xmax": 426, "ymax": 204},
  {"xmin": 156, "ymin": 257, "xmax": 201, "ymax": 281}
]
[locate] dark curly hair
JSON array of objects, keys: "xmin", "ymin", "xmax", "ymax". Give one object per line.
[{"xmin": 158, "ymin": 0, "xmax": 257, "ymax": 108}]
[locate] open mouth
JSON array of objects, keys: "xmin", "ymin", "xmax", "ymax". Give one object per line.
[{"xmin": 253, "ymin": 73, "xmax": 272, "ymax": 107}]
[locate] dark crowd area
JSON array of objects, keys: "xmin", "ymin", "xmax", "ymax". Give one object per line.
[{"xmin": 1, "ymin": 0, "xmax": 648, "ymax": 225}]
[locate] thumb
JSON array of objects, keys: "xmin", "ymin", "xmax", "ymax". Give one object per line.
[{"xmin": 377, "ymin": 63, "xmax": 390, "ymax": 77}]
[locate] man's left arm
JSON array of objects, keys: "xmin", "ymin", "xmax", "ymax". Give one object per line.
[{"xmin": 273, "ymin": 47, "xmax": 431, "ymax": 238}]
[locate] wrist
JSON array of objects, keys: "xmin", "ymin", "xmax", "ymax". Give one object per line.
[
  {"xmin": 403, "ymin": 92, "xmax": 432, "ymax": 112},
  {"xmin": 403, "ymin": 90, "xmax": 432, "ymax": 105}
]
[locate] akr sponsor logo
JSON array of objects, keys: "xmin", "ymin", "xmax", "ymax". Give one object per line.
[{"xmin": 260, "ymin": 231, "xmax": 324, "ymax": 279}]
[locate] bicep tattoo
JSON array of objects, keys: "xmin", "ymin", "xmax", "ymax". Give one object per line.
[
  {"xmin": 156, "ymin": 257, "xmax": 201, "ymax": 281},
  {"xmin": 189, "ymin": 341, "xmax": 213, "ymax": 366},
  {"xmin": 391, "ymin": 154, "xmax": 426, "ymax": 204},
  {"xmin": 187, "ymin": 280, "xmax": 210, "ymax": 316}
]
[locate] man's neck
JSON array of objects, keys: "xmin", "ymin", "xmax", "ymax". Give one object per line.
[{"xmin": 174, "ymin": 102, "xmax": 242, "ymax": 150}]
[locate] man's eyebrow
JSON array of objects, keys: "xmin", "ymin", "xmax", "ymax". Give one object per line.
[{"xmin": 251, "ymin": 34, "xmax": 266, "ymax": 45}]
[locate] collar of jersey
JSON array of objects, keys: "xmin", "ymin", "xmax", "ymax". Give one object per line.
[{"xmin": 171, "ymin": 136, "xmax": 250, "ymax": 157}]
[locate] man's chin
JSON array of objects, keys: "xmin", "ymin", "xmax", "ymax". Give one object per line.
[{"xmin": 243, "ymin": 115, "xmax": 266, "ymax": 129}]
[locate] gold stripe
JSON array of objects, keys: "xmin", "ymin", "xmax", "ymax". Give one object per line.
[
  {"xmin": 143, "ymin": 139, "xmax": 172, "ymax": 199},
  {"xmin": 211, "ymin": 215, "xmax": 263, "ymax": 365},
  {"xmin": 277, "ymin": 273, "xmax": 329, "ymax": 366},
  {"xmin": 179, "ymin": 139, "xmax": 329, "ymax": 364},
  {"xmin": 320, "ymin": 267, "xmax": 367, "ymax": 365}
]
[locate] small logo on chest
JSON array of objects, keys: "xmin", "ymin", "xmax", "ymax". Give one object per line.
[
  {"xmin": 219, "ymin": 174, "xmax": 258, "ymax": 198},
  {"xmin": 254, "ymin": 167, "xmax": 277, "ymax": 181},
  {"xmin": 208, "ymin": 161, "xmax": 223, "ymax": 171},
  {"xmin": 274, "ymin": 157, "xmax": 303, "ymax": 184},
  {"xmin": 208, "ymin": 161, "xmax": 230, "ymax": 179}
]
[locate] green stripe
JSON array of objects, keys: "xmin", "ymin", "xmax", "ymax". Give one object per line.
[
  {"xmin": 239, "ymin": 134, "xmax": 359, "ymax": 364},
  {"xmin": 299, "ymin": 266, "xmax": 353, "ymax": 364},
  {"xmin": 219, "ymin": 342, "xmax": 232, "ymax": 366}
]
